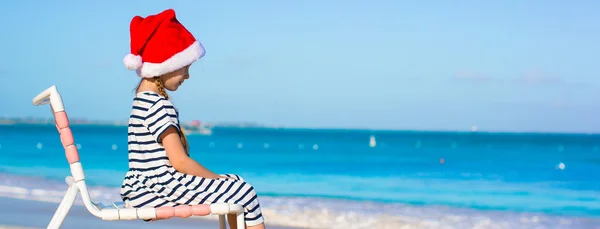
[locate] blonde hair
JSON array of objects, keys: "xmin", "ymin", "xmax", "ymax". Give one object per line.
[{"xmin": 152, "ymin": 77, "xmax": 190, "ymax": 155}]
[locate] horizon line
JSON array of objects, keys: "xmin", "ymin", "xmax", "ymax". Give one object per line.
[{"xmin": 2, "ymin": 116, "xmax": 599, "ymax": 136}]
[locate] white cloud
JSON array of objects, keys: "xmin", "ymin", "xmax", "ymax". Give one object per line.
[{"xmin": 514, "ymin": 68, "xmax": 565, "ymax": 86}]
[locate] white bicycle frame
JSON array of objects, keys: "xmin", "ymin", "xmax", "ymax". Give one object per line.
[{"xmin": 32, "ymin": 86, "xmax": 244, "ymax": 229}]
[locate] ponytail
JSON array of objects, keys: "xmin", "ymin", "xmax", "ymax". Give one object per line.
[{"xmin": 153, "ymin": 77, "xmax": 190, "ymax": 155}]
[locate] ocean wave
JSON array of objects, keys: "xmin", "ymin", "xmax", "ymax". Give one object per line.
[{"xmin": 1, "ymin": 173, "xmax": 599, "ymax": 229}]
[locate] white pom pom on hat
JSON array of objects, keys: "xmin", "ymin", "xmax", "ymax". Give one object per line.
[
  {"xmin": 123, "ymin": 9, "xmax": 206, "ymax": 78},
  {"xmin": 123, "ymin": 53, "xmax": 142, "ymax": 70}
]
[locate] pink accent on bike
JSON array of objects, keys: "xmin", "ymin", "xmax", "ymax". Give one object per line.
[
  {"xmin": 155, "ymin": 205, "xmax": 213, "ymax": 219},
  {"xmin": 54, "ymin": 111, "xmax": 80, "ymax": 164},
  {"xmin": 55, "ymin": 111, "xmax": 69, "ymax": 129},
  {"xmin": 174, "ymin": 205, "xmax": 193, "ymax": 218},
  {"xmin": 192, "ymin": 204, "xmax": 211, "ymax": 216},
  {"xmin": 65, "ymin": 145, "xmax": 80, "ymax": 164},
  {"xmin": 155, "ymin": 206, "xmax": 175, "ymax": 219}
]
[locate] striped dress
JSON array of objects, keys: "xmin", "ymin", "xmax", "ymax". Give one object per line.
[{"xmin": 120, "ymin": 91, "xmax": 264, "ymax": 226}]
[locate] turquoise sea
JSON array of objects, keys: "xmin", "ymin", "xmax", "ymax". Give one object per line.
[{"xmin": 0, "ymin": 124, "xmax": 599, "ymax": 228}]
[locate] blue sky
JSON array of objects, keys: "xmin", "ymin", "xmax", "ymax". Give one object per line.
[{"xmin": 1, "ymin": 1, "xmax": 599, "ymax": 133}]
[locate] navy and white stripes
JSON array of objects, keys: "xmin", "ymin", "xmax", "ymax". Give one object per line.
[{"xmin": 120, "ymin": 91, "xmax": 264, "ymax": 226}]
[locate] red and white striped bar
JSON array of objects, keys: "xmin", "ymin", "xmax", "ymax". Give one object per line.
[{"xmin": 99, "ymin": 202, "xmax": 243, "ymax": 221}]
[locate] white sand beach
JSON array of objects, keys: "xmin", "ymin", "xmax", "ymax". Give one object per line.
[{"xmin": 0, "ymin": 197, "xmax": 302, "ymax": 229}]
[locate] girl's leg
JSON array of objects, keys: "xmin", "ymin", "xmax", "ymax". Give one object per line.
[
  {"xmin": 226, "ymin": 215, "xmax": 266, "ymax": 229},
  {"xmin": 227, "ymin": 213, "xmax": 242, "ymax": 229},
  {"xmin": 219, "ymin": 174, "xmax": 265, "ymax": 228},
  {"xmin": 247, "ymin": 223, "xmax": 266, "ymax": 229}
]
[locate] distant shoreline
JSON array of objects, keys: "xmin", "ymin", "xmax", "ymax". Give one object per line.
[
  {"xmin": 1, "ymin": 118, "xmax": 599, "ymax": 136},
  {"xmin": 0, "ymin": 117, "xmax": 267, "ymax": 129}
]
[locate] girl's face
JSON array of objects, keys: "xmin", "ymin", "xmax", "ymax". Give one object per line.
[{"xmin": 161, "ymin": 65, "xmax": 191, "ymax": 91}]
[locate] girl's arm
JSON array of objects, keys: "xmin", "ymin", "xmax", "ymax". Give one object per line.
[{"xmin": 161, "ymin": 126, "xmax": 224, "ymax": 179}]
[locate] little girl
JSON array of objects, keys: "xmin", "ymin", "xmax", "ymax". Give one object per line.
[{"xmin": 119, "ymin": 9, "xmax": 266, "ymax": 229}]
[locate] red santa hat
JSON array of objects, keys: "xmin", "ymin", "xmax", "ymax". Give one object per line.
[{"xmin": 123, "ymin": 9, "xmax": 205, "ymax": 78}]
